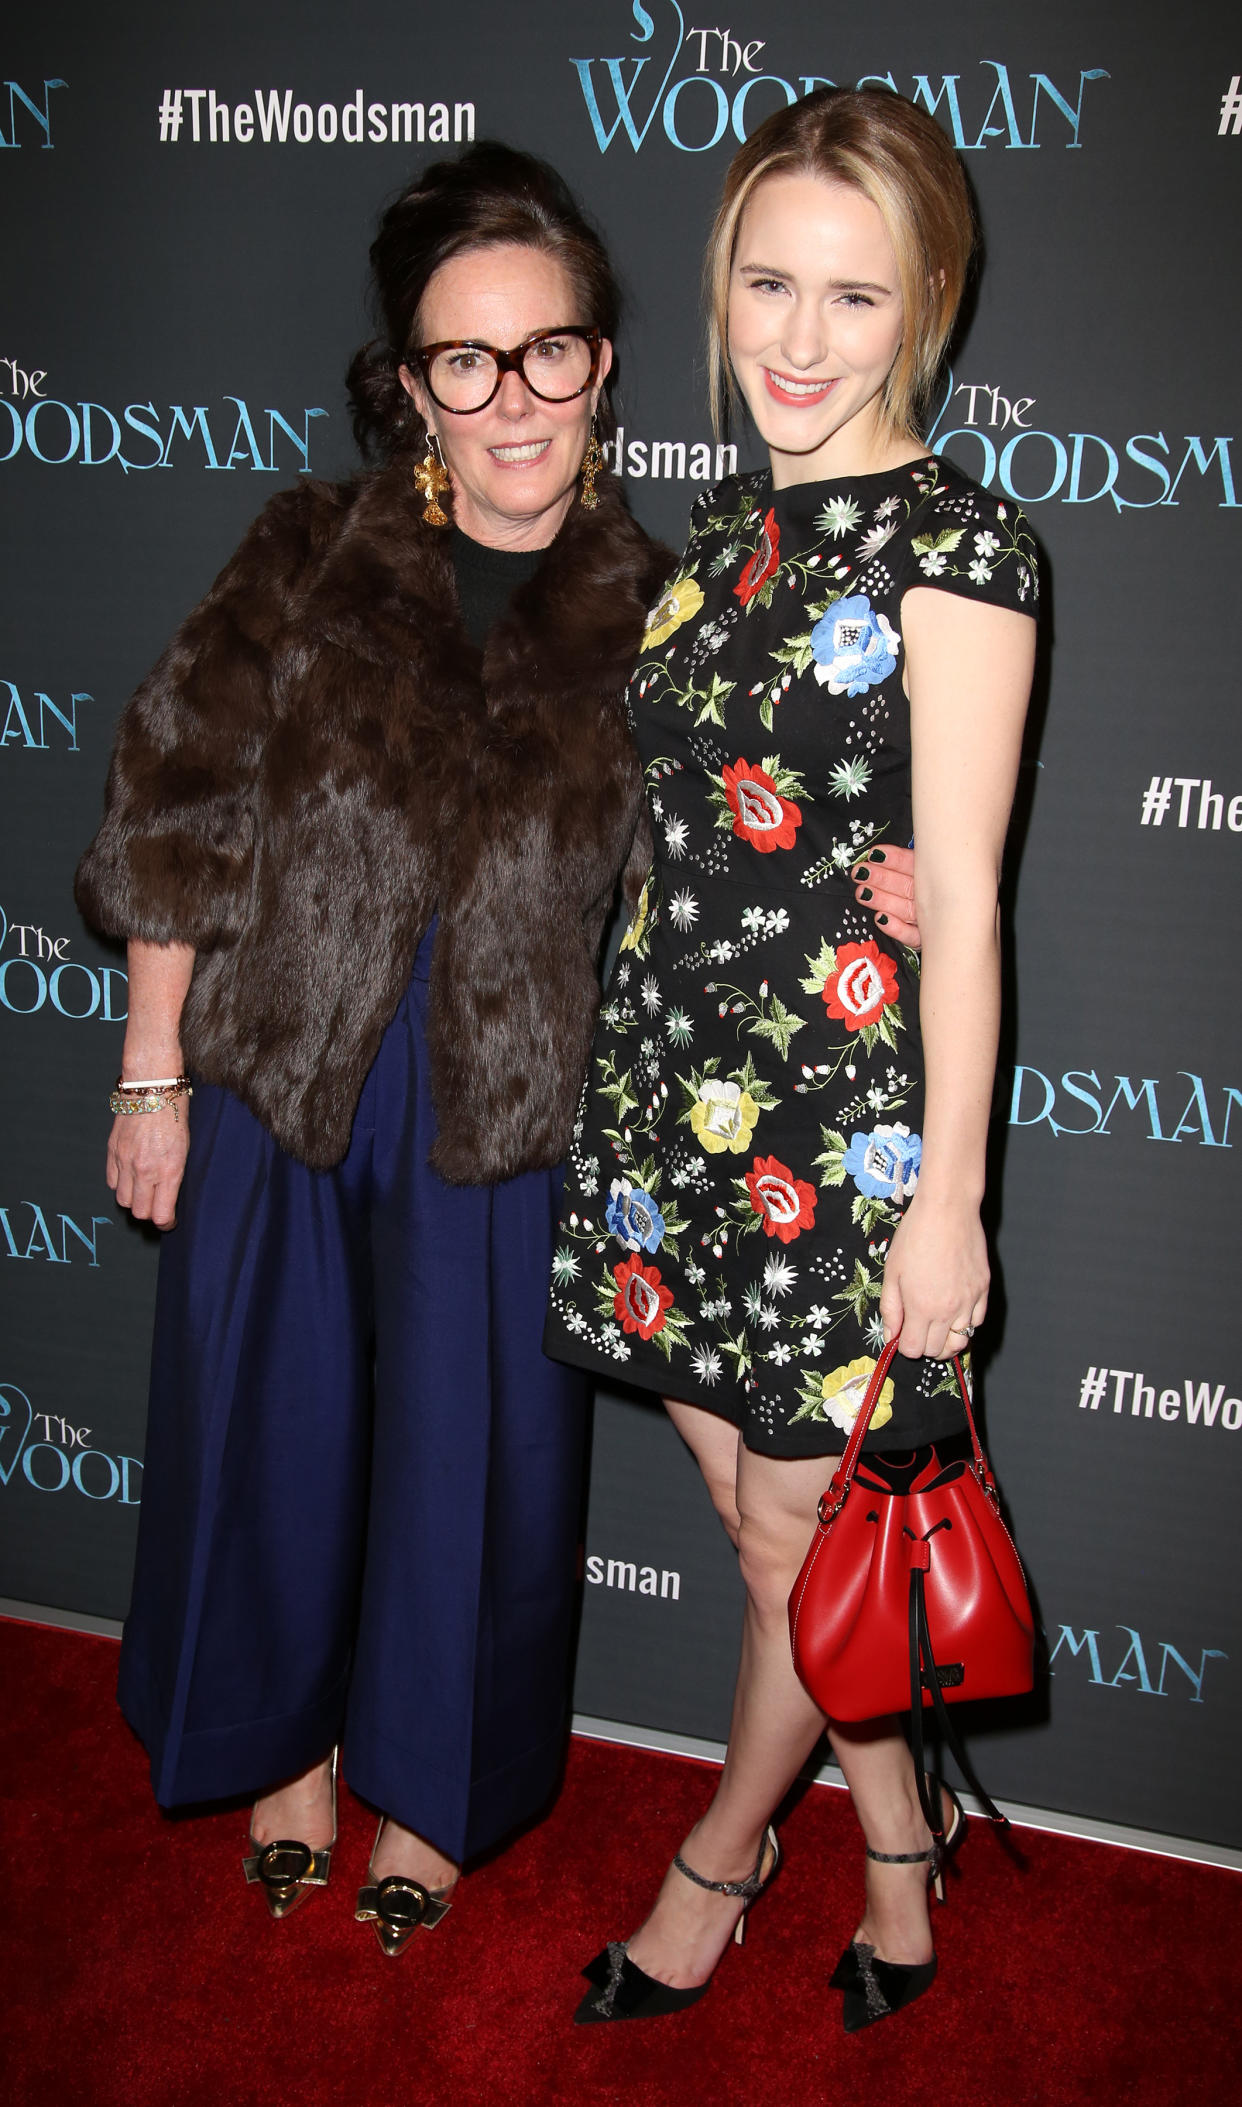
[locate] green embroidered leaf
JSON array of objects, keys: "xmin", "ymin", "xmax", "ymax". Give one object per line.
[
  {"xmin": 758, "ymin": 695, "xmax": 774, "ymax": 733},
  {"xmin": 910, "ymin": 527, "xmax": 965, "ymax": 556},
  {"xmin": 812, "ymin": 1128, "xmax": 848, "ymax": 1187},
  {"xmin": 851, "ymin": 1192, "xmax": 897, "ymax": 1238},
  {"xmin": 834, "ymin": 1259, "xmax": 881, "ymax": 1323},
  {"xmin": 800, "ymin": 939, "xmax": 837, "ymax": 996},
  {"xmin": 748, "ymin": 994, "xmax": 805, "ymax": 1061},
  {"xmin": 769, "ymin": 633, "xmax": 816, "ymax": 678}
]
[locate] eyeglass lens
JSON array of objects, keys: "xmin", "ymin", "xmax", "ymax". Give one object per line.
[{"xmin": 426, "ymin": 333, "xmax": 594, "ymax": 411}]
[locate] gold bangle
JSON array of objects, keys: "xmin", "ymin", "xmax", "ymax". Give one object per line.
[
  {"xmin": 109, "ymin": 1082, "xmax": 193, "ymax": 1119},
  {"xmin": 117, "ymin": 1074, "xmax": 186, "ymax": 1091}
]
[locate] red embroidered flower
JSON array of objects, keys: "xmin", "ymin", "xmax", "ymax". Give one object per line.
[
  {"xmin": 822, "ymin": 941, "xmax": 899, "ymax": 1032},
  {"xmin": 744, "ymin": 1155, "xmax": 817, "ymax": 1243},
  {"xmin": 613, "ymin": 1253, "xmax": 675, "ymax": 1340},
  {"xmin": 721, "ymin": 759, "xmax": 802, "ymax": 852},
  {"xmin": 733, "ymin": 509, "xmax": 780, "ymax": 606}
]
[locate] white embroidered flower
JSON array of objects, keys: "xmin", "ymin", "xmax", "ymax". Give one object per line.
[
  {"xmin": 967, "ymin": 558, "xmax": 993, "ymax": 585},
  {"xmin": 708, "ymin": 939, "xmax": 736, "ymax": 963},
  {"xmin": 918, "ymin": 550, "xmax": 948, "ymax": 578},
  {"xmin": 807, "ymin": 1304, "xmax": 833, "ymax": 1326},
  {"xmin": 866, "ymin": 1311, "xmax": 888, "ymax": 1351},
  {"xmin": 756, "ymin": 1304, "xmax": 780, "ymax": 1331},
  {"xmin": 767, "ymin": 1342, "xmax": 792, "ymax": 1365},
  {"xmin": 741, "ymin": 905, "xmax": 766, "ymax": 933},
  {"xmin": 669, "ymin": 889, "xmax": 700, "ymax": 931},
  {"xmin": 974, "ymin": 530, "xmax": 1000, "ymax": 556},
  {"xmin": 665, "ymin": 1006, "xmax": 694, "ymax": 1048},
  {"xmin": 816, "ymin": 495, "xmax": 864, "ymax": 539},
  {"xmin": 615, "ymin": 962, "xmax": 631, "ymax": 986},
  {"xmin": 744, "ymin": 1284, "xmax": 766, "ymax": 1320},
  {"xmin": 641, "ymin": 976, "xmax": 662, "ymax": 1015},
  {"xmin": 691, "ymin": 1345, "xmax": 723, "ymax": 1387},
  {"xmin": 828, "ymin": 756, "xmax": 872, "ymax": 801},
  {"xmin": 764, "ymin": 1255, "xmax": 798, "ymax": 1297},
  {"xmin": 857, "ymin": 522, "xmax": 896, "ymax": 561},
  {"xmin": 801, "ymin": 1330, "xmax": 825, "ymax": 1357},
  {"xmin": 650, "ymin": 794, "xmax": 664, "ymax": 821},
  {"xmin": 552, "ymin": 1247, "xmax": 580, "ymax": 1286},
  {"xmin": 664, "ymin": 816, "xmax": 689, "ymax": 860}
]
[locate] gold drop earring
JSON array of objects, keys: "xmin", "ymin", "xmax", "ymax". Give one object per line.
[
  {"xmin": 414, "ymin": 431, "xmax": 451, "ymax": 526},
  {"xmin": 579, "ymin": 418, "xmax": 603, "ymax": 510}
]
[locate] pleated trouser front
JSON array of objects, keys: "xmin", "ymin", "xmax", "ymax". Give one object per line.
[{"xmin": 117, "ymin": 926, "xmax": 587, "ymax": 1861}]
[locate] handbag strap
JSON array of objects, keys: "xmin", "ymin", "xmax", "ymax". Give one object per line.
[
  {"xmin": 817, "ymin": 1334, "xmax": 994, "ymax": 1528},
  {"xmin": 908, "ymin": 1559, "xmax": 1009, "ymax": 1831}
]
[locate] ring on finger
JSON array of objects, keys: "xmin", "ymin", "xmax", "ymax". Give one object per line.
[{"xmin": 948, "ymin": 1322, "xmax": 975, "ymax": 1338}]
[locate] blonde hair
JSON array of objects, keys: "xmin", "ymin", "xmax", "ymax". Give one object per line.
[{"xmin": 705, "ymin": 88, "xmax": 975, "ymax": 441}]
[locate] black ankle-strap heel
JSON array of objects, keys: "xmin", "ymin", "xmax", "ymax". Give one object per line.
[
  {"xmin": 829, "ymin": 1776, "xmax": 966, "ymax": 2032},
  {"xmin": 574, "ymin": 1824, "xmax": 780, "ymax": 2024}
]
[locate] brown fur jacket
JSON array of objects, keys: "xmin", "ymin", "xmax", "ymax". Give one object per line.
[{"xmin": 76, "ymin": 460, "xmax": 668, "ymax": 1178}]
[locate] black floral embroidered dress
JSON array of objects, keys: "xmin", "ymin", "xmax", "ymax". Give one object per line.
[{"xmin": 544, "ymin": 456, "xmax": 1037, "ymax": 1456}]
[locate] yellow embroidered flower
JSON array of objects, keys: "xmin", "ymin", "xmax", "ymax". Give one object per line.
[
  {"xmin": 619, "ymin": 877, "xmax": 651, "ymax": 954},
  {"xmin": 642, "ymin": 575, "xmax": 705, "ymax": 649},
  {"xmin": 689, "ymin": 1078, "xmax": 760, "ymax": 1155},
  {"xmin": 819, "ymin": 1357, "xmax": 894, "ymax": 1434}
]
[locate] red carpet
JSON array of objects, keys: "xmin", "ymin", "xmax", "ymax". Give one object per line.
[{"xmin": 2, "ymin": 1617, "xmax": 1238, "ymax": 2107}]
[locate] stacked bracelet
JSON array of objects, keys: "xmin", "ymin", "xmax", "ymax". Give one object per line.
[{"xmin": 109, "ymin": 1074, "xmax": 193, "ymax": 1119}]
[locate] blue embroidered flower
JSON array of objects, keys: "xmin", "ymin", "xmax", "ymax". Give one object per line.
[
  {"xmin": 811, "ymin": 594, "xmax": 900, "ymax": 696},
  {"xmin": 842, "ymin": 1124, "xmax": 922, "ymax": 1203},
  {"xmin": 606, "ymin": 1178, "xmax": 666, "ymax": 1254}
]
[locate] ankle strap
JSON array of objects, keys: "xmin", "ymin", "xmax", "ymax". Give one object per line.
[
  {"xmin": 673, "ymin": 1824, "xmax": 774, "ymax": 1901},
  {"xmin": 865, "ymin": 1844, "xmax": 940, "ymax": 1866}
]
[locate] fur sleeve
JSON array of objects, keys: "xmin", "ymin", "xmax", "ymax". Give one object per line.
[{"xmin": 75, "ymin": 480, "xmax": 348, "ymax": 948}]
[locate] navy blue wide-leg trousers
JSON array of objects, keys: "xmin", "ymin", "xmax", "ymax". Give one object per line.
[{"xmin": 117, "ymin": 930, "xmax": 587, "ymax": 1861}]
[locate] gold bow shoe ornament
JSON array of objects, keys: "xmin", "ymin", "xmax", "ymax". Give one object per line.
[{"xmin": 242, "ymin": 1750, "xmax": 338, "ymax": 1920}]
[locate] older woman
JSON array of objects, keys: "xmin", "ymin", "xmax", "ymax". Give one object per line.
[
  {"xmin": 547, "ymin": 87, "xmax": 1038, "ymax": 2028},
  {"xmin": 76, "ymin": 142, "xmax": 667, "ymax": 1952}
]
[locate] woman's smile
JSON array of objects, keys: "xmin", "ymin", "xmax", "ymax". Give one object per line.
[
  {"xmin": 487, "ymin": 438, "xmax": 554, "ymax": 464},
  {"xmin": 762, "ymin": 368, "xmax": 840, "ymax": 407}
]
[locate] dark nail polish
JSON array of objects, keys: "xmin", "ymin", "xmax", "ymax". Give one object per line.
[
  {"xmin": 870, "ymin": 849, "xmax": 887, "ymax": 863},
  {"xmin": 859, "ymin": 888, "xmax": 873, "ymax": 902},
  {"xmin": 877, "ymin": 914, "xmax": 889, "ymax": 926},
  {"xmin": 853, "ymin": 864, "xmax": 870, "ymax": 881}
]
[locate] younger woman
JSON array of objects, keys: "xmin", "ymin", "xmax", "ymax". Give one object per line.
[{"xmin": 546, "ymin": 87, "xmax": 1038, "ymax": 2028}]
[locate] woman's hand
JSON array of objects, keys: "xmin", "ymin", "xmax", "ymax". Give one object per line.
[
  {"xmin": 108, "ymin": 1105, "xmax": 190, "ymax": 1230},
  {"xmin": 851, "ymin": 844, "xmax": 920, "ymax": 947},
  {"xmin": 878, "ymin": 1193, "xmax": 989, "ymax": 1361}
]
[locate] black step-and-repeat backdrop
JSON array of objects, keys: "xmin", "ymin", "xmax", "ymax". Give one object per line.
[{"xmin": 3, "ymin": 2, "xmax": 1239, "ymax": 1850}]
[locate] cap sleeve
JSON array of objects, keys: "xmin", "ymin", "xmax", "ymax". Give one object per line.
[{"xmin": 900, "ymin": 475, "xmax": 1038, "ymax": 618}]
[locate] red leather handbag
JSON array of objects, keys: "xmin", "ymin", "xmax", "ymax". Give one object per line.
[{"xmin": 788, "ymin": 1337, "xmax": 1035, "ymax": 1828}]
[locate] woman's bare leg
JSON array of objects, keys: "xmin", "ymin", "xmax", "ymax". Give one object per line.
[
  {"xmin": 251, "ymin": 1755, "xmax": 335, "ymax": 1851},
  {"xmin": 625, "ymin": 1407, "xmax": 938, "ymax": 1987},
  {"xmin": 251, "ymin": 1757, "xmax": 458, "ymax": 1889}
]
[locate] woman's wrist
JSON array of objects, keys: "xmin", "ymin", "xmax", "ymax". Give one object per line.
[
  {"xmin": 120, "ymin": 1042, "xmax": 185, "ymax": 1082},
  {"xmin": 907, "ymin": 1174, "xmax": 984, "ymax": 1218}
]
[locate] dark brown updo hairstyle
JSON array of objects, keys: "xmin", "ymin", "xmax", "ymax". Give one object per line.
[
  {"xmin": 347, "ymin": 140, "xmax": 622, "ymax": 461},
  {"xmin": 705, "ymin": 88, "xmax": 976, "ymax": 441}
]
